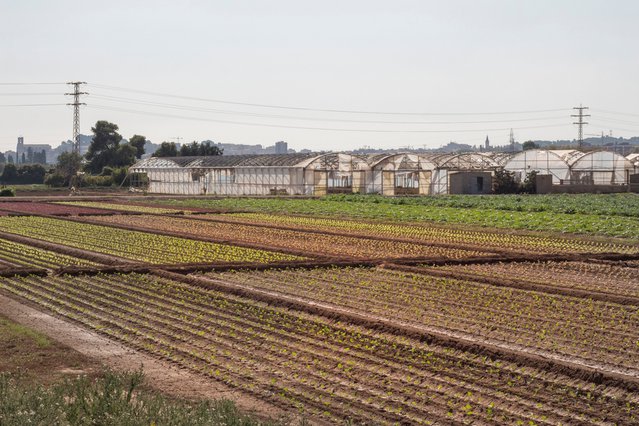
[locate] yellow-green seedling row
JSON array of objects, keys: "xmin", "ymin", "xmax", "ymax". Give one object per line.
[
  {"xmin": 0, "ymin": 237, "xmax": 97, "ymax": 269},
  {"xmin": 0, "ymin": 216, "xmax": 301, "ymax": 265},
  {"xmin": 86, "ymin": 214, "xmax": 489, "ymax": 260}
]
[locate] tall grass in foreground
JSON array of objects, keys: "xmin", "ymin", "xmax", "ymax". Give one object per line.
[{"xmin": 0, "ymin": 370, "xmax": 281, "ymax": 426}]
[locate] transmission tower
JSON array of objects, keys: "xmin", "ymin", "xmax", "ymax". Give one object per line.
[
  {"xmin": 571, "ymin": 105, "xmax": 590, "ymax": 148},
  {"xmin": 65, "ymin": 81, "xmax": 88, "ymax": 154},
  {"xmin": 509, "ymin": 128, "xmax": 515, "ymax": 152}
]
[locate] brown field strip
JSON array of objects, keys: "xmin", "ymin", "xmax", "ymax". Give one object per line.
[
  {"xmin": 192, "ymin": 265, "xmax": 639, "ymax": 376},
  {"xmin": 196, "ymin": 212, "xmax": 639, "ymax": 255},
  {"xmin": 385, "ymin": 262, "xmax": 639, "ymax": 306},
  {"xmin": 158, "ymin": 270, "xmax": 639, "ymax": 392}
]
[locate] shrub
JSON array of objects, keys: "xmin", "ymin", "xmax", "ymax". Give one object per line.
[
  {"xmin": 0, "ymin": 187, "xmax": 15, "ymax": 197},
  {"xmin": 44, "ymin": 173, "xmax": 67, "ymax": 188}
]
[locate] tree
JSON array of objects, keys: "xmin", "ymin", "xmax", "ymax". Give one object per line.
[
  {"xmin": 179, "ymin": 141, "xmax": 222, "ymax": 156},
  {"xmin": 492, "ymin": 169, "xmax": 519, "ymax": 194},
  {"xmin": 129, "ymin": 134, "xmax": 147, "ymax": 159},
  {"xmin": 1, "ymin": 164, "xmax": 17, "ymax": 184},
  {"xmin": 7, "ymin": 154, "xmax": 13, "ymax": 164},
  {"xmin": 522, "ymin": 141, "xmax": 539, "ymax": 151},
  {"xmin": 520, "ymin": 170, "xmax": 539, "ymax": 194},
  {"xmin": 85, "ymin": 121, "xmax": 123, "ymax": 174},
  {"xmin": 152, "ymin": 142, "xmax": 178, "ymax": 157},
  {"xmin": 53, "ymin": 151, "xmax": 83, "ymax": 186},
  {"xmin": 1, "ymin": 164, "xmax": 46, "ymax": 185},
  {"xmin": 85, "ymin": 121, "xmax": 139, "ymax": 174},
  {"xmin": 199, "ymin": 141, "xmax": 223, "ymax": 156}
]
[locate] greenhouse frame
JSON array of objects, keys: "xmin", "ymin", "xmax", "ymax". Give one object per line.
[{"xmin": 129, "ymin": 150, "xmax": 639, "ymax": 196}]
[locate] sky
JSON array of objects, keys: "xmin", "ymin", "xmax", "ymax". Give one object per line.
[{"xmin": 1, "ymin": 0, "xmax": 638, "ymax": 153}]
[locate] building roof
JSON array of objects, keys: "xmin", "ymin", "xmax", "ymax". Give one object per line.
[{"xmin": 131, "ymin": 153, "xmax": 319, "ymax": 169}]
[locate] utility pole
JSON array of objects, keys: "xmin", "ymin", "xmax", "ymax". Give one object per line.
[
  {"xmin": 571, "ymin": 105, "xmax": 590, "ymax": 149},
  {"xmin": 65, "ymin": 82, "xmax": 88, "ymax": 154}
]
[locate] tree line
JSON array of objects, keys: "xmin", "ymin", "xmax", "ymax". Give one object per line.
[{"xmin": 1, "ymin": 120, "xmax": 222, "ymax": 187}]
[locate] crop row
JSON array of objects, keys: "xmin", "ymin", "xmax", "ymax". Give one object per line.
[
  {"xmin": 0, "ymin": 216, "xmax": 301, "ymax": 265},
  {"xmin": 0, "ymin": 237, "xmax": 97, "ymax": 269},
  {"xmin": 211, "ymin": 212, "xmax": 638, "ymax": 254},
  {"xmin": 140, "ymin": 197, "xmax": 639, "ymax": 240},
  {"xmin": 323, "ymin": 193, "xmax": 639, "ymax": 218},
  {"xmin": 1, "ymin": 272, "xmax": 637, "ymax": 424},
  {"xmin": 200, "ymin": 266, "xmax": 639, "ymax": 375},
  {"xmin": 54, "ymin": 201, "xmax": 196, "ymax": 215},
  {"xmin": 426, "ymin": 260, "xmax": 639, "ymax": 299},
  {"xmin": 0, "ymin": 201, "xmax": 116, "ymax": 216},
  {"xmin": 82, "ymin": 215, "xmax": 488, "ymax": 260}
]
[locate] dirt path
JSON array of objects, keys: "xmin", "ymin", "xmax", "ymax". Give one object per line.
[{"xmin": 0, "ymin": 292, "xmax": 285, "ymax": 422}]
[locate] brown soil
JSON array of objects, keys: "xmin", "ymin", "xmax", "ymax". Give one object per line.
[
  {"xmin": 0, "ymin": 313, "xmax": 100, "ymax": 385},
  {"xmin": 0, "ymin": 292, "xmax": 285, "ymax": 420},
  {"xmin": 385, "ymin": 263, "xmax": 639, "ymax": 306},
  {"xmin": 155, "ymin": 270, "xmax": 639, "ymax": 393}
]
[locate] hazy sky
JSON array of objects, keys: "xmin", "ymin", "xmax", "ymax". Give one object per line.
[{"xmin": 1, "ymin": 0, "xmax": 638, "ymax": 153}]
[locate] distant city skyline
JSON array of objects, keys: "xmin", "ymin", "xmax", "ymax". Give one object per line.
[{"xmin": 2, "ymin": 0, "xmax": 638, "ymax": 153}]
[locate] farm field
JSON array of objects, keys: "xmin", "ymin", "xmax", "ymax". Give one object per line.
[
  {"xmin": 422, "ymin": 260, "xmax": 639, "ymax": 299},
  {"xmin": 196, "ymin": 212, "xmax": 638, "ymax": 254},
  {"xmin": 0, "ymin": 216, "xmax": 301, "ymax": 265},
  {"xmin": 0, "ymin": 201, "xmax": 120, "ymax": 216},
  {"xmin": 0, "ymin": 237, "xmax": 98, "ymax": 269},
  {"xmin": 53, "ymin": 200, "xmax": 199, "ymax": 215},
  {"xmin": 0, "ymin": 195, "xmax": 638, "ymax": 424},
  {"xmin": 198, "ymin": 266, "xmax": 639, "ymax": 376},
  {"xmin": 145, "ymin": 195, "xmax": 639, "ymax": 239},
  {"xmin": 83, "ymin": 214, "xmax": 491, "ymax": 260},
  {"xmin": 1, "ymin": 272, "xmax": 638, "ymax": 424}
]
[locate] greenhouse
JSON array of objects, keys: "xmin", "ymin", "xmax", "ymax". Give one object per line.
[
  {"xmin": 627, "ymin": 153, "xmax": 639, "ymax": 174},
  {"xmin": 130, "ymin": 149, "xmax": 638, "ymax": 195},
  {"xmin": 504, "ymin": 149, "xmax": 635, "ymax": 186}
]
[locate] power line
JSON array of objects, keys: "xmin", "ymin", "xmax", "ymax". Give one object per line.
[
  {"xmin": 592, "ymin": 109, "xmax": 639, "ymax": 118},
  {"xmin": 89, "ymin": 93, "xmax": 569, "ymax": 125},
  {"xmin": 88, "ymin": 103, "xmax": 571, "ymax": 134},
  {"xmin": 0, "ymin": 93, "xmax": 63, "ymax": 96},
  {"xmin": 90, "ymin": 83, "xmax": 568, "ymax": 116},
  {"xmin": 0, "ymin": 82, "xmax": 67, "ymax": 86},
  {"xmin": 0, "ymin": 103, "xmax": 67, "ymax": 107}
]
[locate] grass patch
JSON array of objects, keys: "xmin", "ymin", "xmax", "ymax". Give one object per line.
[
  {"xmin": 0, "ymin": 370, "xmax": 281, "ymax": 425},
  {"xmin": 0, "ymin": 317, "xmax": 50, "ymax": 347}
]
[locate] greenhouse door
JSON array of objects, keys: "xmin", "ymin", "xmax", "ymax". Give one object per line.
[
  {"xmin": 382, "ymin": 171, "xmax": 395, "ymax": 196},
  {"xmin": 419, "ymin": 170, "xmax": 432, "ymax": 195},
  {"xmin": 313, "ymin": 170, "xmax": 328, "ymax": 196}
]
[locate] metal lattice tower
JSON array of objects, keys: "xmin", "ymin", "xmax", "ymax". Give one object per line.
[
  {"xmin": 571, "ymin": 105, "xmax": 590, "ymax": 148},
  {"xmin": 65, "ymin": 82, "xmax": 88, "ymax": 154},
  {"xmin": 509, "ymin": 128, "xmax": 515, "ymax": 152}
]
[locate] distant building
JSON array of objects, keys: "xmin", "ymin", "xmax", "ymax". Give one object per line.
[
  {"xmin": 5, "ymin": 135, "xmax": 92, "ymax": 165},
  {"xmin": 275, "ymin": 141, "xmax": 288, "ymax": 154},
  {"xmin": 485, "ymin": 136, "xmax": 490, "ymax": 151},
  {"xmin": 16, "ymin": 136, "xmax": 52, "ymax": 164}
]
